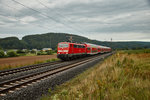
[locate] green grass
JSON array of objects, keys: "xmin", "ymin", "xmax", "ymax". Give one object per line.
[
  {"xmin": 41, "ymin": 50, "xmax": 150, "ymax": 100},
  {"xmin": 0, "ymin": 58, "xmax": 59, "ymax": 70},
  {"xmin": 123, "ymin": 49, "xmax": 150, "ymax": 54},
  {"xmin": 24, "ymin": 53, "xmax": 37, "ymax": 56}
]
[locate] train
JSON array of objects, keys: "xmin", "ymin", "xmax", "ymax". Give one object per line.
[{"xmin": 57, "ymin": 42, "xmax": 111, "ymax": 60}]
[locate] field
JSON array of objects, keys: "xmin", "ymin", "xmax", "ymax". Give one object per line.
[
  {"xmin": 0, "ymin": 54, "xmax": 57, "ymax": 70},
  {"xmin": 42, "ymin": 49, "xmax": 150, "ymax": 100}
]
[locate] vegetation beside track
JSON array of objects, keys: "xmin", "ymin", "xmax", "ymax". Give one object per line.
[
  {"xmin": 0, "ymin": 58, "xmax": 59, "ymax": 71},
  {"xmin": 42, "ymin": 49, "xmax": 150, "ymax": 100}
]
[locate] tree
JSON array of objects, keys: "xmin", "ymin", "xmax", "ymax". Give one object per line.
[
  {"xmin": 7, "ymin": 50, "xmax": 17, "ymax": 57},
  {"xmin": 0, "ymin": 47, "xmax": 3, "ymax": 50},
  {"xmin": 0, "ymin": 50, "xmax": 5, "ymax": 58}
]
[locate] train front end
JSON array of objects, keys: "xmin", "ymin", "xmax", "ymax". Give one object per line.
[{"xmin": 57, "ymin": 42, "xmax": 70, "ymax": 60}]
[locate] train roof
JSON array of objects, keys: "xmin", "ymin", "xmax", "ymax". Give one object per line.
[
  {"xmin": 59, "ymin": 42, "xmax": 85, "ymax": 45},
  {"xmin": 58, "ymin": 42, "xmax": 111, "ymax": 49},
  {"xmin": 84, "ymin": 42, "xmax": 111, "ymax": 49}
]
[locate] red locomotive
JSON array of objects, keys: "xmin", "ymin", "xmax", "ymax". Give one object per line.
[{"xmin": 57, "ymin": 42, "xmax": 111, "ymax": 60}]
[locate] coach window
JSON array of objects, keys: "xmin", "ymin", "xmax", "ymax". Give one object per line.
[
  {"xmin": 77, "ymin": 45, "xmax": 78, "ymax": 48},
  {"xmin": 87, "ymin": 48, "xmax": 90, "ymax": 50},
  {"xmin": 74, "ymin": 45, "xmax": 77, "ymax": 48}
]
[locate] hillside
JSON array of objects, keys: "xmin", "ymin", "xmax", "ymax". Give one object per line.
[
  {"xmin": 0, "ymin": 33, "xmax": 150, "ymax": 49},
  {"xmin": 0, "ymin": 37, "xmax": 27, "ymax": 49}
]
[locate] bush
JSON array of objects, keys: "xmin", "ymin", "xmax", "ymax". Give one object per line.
[
  {"xmin": 30, "ymin": 50, "xmax": 36, "ymax": 54},
  {"xmin": 17, "ymin": 50, "xmax": 25, "ymax": 54},
  {"xmin": 16, "ymin": 50, "xmax": 26, "ymax": 56},
  {"xmin": 46, "ymin": 50, "xmax": 53, "ymax": 55},
  {"xmin": 37, "ymin": 51, "xmax": 47, "ymax": 55},
  {"xmin": 0, "ymin": 50, "xmax": 5, "ymax": 58},
  {"xmin": 7, "ymin": 50, "xmax": 17, "ymax": 57}
]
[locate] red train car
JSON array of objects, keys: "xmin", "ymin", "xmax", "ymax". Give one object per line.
[
  {"xmin": 84, "ymin": 43, "xmax": 99, "ymax": 55},
  {"xmin": 57, "ymin": 42, "xmax": 86, "ymax": 60},
  {"xmin": 57, "ymin": 42, "xmax": 111, "ymax": 60}
]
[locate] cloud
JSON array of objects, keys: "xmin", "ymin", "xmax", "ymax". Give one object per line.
[
  {"xmin": 20, "ymin": 16, "xmax": 37, "ymax": 24},
  {"xmin": 0, "ymin": 0, "xmax": 150, "ymax": 41}
]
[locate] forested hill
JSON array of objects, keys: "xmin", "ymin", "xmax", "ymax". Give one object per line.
[{"xmin": 0, "ymin": 33, "xmax": 150, "ymax": 50}]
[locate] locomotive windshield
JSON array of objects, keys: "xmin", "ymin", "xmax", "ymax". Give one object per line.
[{"xmin": 59, "ymin": 44, "xmax": 69, "ymax": 48}]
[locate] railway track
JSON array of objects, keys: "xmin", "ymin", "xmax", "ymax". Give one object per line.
[
  {"xmin": 0, "ymin": 54, "xmax": 107, "ymax": 96},
  {"xmin": 0, "ymin": 61, "xmax": 62, "ymax": 77}
]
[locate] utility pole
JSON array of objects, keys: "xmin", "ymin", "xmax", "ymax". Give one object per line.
[{"xmin": 111, "ymin": 38, "xmax": 112, "ymax": 42}]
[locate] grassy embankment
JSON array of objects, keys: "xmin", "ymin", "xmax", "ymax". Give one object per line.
[
  {"xmin": 42, "ymin": 49, "xmax": 150, "ymax": 100},
  {"xmin": 0, "ymin": 58, "xmax": 59, "ymax": 71}
]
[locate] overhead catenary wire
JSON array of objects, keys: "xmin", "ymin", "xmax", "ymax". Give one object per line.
[
  {"xmin": 0, "ymin": 13, "xmax": 52, "ymax": 31},
  {"xmin": 0, "ymin": 3, "xmax": 56, "ymax": 31},
  {"xmin": 36, "ymin": 0, "xmax": 86, "ymax": 34},
  {"xmin": 11, "ymin": 0, "xmax": 83, "ymax": 34}
]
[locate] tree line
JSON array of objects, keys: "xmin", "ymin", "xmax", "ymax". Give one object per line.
[{"xmin": 0, "ymin": 33, "xmax": 150, "ymax": 50}]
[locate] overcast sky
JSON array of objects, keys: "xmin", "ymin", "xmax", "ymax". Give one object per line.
[{"xmin": 0, "ymin": 0, "xmax": 150, "ymax": 41}]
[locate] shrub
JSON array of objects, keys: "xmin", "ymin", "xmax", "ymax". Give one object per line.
[
  {"xmin": 30, "ymin": 50, "xmax": 36, "ymax": 54},
  {"xmin": 17, "ymin": 50, "xmax": 26, "ymax": 56},
  {"xmin": 37, "ymin": 51, "xmax": 47, "ymax": 55},
  {"xmin": 0, "ymin": 50, "xmax": 5, "ymax": 58},
  {"xmin": 37, "ymin": 52, "xmax": 41, "ymax": 55},
  {"xmin": 46, "ymin": 50, "xmax": 53, "ymax": 55},
  {"xmin": 7, "ymin": 50, "xmax": 17, "ymax": 57},
  {"xmin": 17, "ymin": 50, "xmax": 25, "ymax": 54}
]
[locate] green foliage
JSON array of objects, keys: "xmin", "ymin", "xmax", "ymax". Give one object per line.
[
  {"xmin": 16, "ymin": 50, "xmax": 26, "ymax": 56},
  {"xmin": 0, "ymin": 47, "xmax": 3, "ymax": 50},
  {"xmin": 0, "ymin": 33, "xmax": 150, "ymax": 50},
  {"xmin": 46, "ymin": 50, "xmax": 53, "ymax": 55},
  {"xmin": 17, "ymin": 50, "xmax": 25, "ymax": 53},
  {"xmin": 46, "ymin": 58, "xmax": 59, "ymax": 62},
  {"xmin": 17, "ymin": 50, "xmax": 25, "ymax": 54},
  {"xmin": 0, "ymin": 50, "xmax": 5, "ymax": 58},
  {"xmin": 37, "ymin": 51, "xmax": 47, "ymax": 55},
  {"xmin": 0, "ymin": 37, "xmax": 27, "ymax": 49},
  {"xmin": 30, "ymin": 50, "xmax": 36, "ymax": 54},
  {"xmin": 37, "ymin": 50, "xmax": 55, "ymax": 55},
  {"xmin": 7, "ymin": 50, "xmax": 17, "ymax": 57},
  {"xmin": 124, "ymin": 49, "xmax": 150, "ymax": 54}
]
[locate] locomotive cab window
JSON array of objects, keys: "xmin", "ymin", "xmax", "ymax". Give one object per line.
[{"xmin": 59, "ymin": 44, "xmax": 69, "ymax": 48}]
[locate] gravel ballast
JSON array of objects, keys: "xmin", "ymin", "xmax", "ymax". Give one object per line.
[{"xmin": 0, "ymin": 53, "xmax": 112, "ymax": 100}]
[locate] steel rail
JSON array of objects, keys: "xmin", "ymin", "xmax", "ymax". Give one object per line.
[
  {"xmin": 0, "ymin": 61, "xmax": 62, "ymax": 77},
  {"xmin": 0, "ymin": 54, "xmax": 111, "ymax": 96}
]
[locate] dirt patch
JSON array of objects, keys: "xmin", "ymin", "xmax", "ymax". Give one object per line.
[{"xmin": 0, "ymin": 55, "xmax": 57, "ymax": 69}]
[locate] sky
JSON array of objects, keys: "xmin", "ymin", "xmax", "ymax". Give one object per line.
[{"xmin": 0, "ymin": 0, "xmax": 150, "ymax": 41}]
